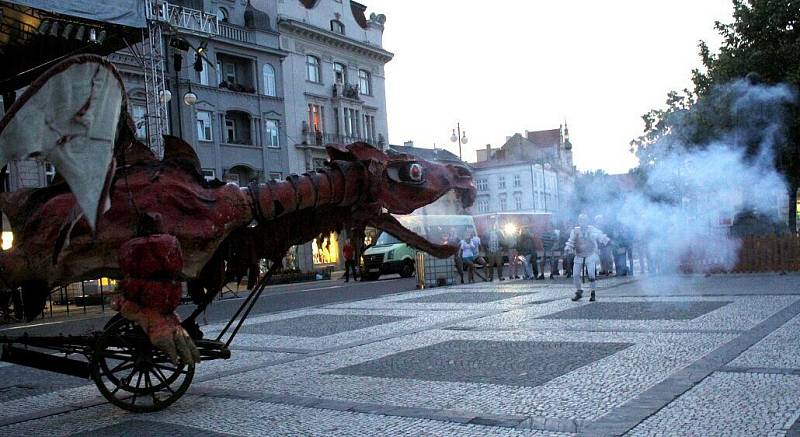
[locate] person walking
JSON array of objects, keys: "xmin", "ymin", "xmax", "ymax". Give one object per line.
[
  {"xmin": 342, "ymin": 239, "xmax": 358, "ymax": 282},
  {"xmin": 486, "ymin": 218, "xmax": 505, "ymax": 281},
  {"xmin": 564, "ymin": 213, "xmax": 610, "ymax": 302},
  {"xmin": 517, "ymin": 227, "xmax": 538, "ymax": 279}
]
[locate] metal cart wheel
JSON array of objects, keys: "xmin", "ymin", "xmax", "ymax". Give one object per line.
[{"xmin": 90, "ymin": 315, "xmax": 195, "ymax": 413}]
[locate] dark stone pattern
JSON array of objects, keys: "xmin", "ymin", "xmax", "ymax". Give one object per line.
[
  {"xmin": 399, "ymin": 292, "xmax": 533, "ymax": 304},
  {"xmin": 539, "ymin": 301, "xmax": 732, "ymax": 320},
  {"xmin": 240, "ymin": 314, "xmax": 409, "ymax": 338},
  {"xmin": 0, "ymin": 365, "xmax": 87, "ymax": 403},
  {"xmin": 69, "ymin": 419, "xmax": 231, "ymax": 436},
  {"xmin": 328, "ymin": 340, "xmax": 632, "ymax": 387}
]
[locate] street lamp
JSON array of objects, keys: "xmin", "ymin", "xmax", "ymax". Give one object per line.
[{"xmin": 450, "ymin": 123, "xmax": 468, "ymax": 160}]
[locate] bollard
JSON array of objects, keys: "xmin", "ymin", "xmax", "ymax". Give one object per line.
[{"xmin": 415, "ymin": 251, "xmax": 425, "ymax": 289}]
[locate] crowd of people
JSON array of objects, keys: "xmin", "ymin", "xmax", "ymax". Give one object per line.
[{"xmin": 453, "ymin": 214, "xmax": 639, "ymax": 301}]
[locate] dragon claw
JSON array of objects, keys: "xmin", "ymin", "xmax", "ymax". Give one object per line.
[{"xmin": 115, "ymin": 297, "xmax": 200, "ymax": 365}]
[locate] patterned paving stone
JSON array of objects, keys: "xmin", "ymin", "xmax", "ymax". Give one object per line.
[
  {"xmin": 68, "ymin": 419, "xmax": 231, "ymax": 437},
  {"xmin": 399, "ymin": 292, "xmax": 533, "ymax": 304},
  {"xmin": 627, "ymin": 372, "xmax": 800, "ymax": 436},
  {"xmin": 729, "ymin": 313, "xmax": 800, "ymax": 369},
  {"xmin": 328, "ymin": 340, "xmax": 632, "ymax": 387},
  {"xmin": 538, "ymin": 301, "xmax": 732, "ymax": 320},
  {"xmin": 240, "ymin": 314, "xmax": 409, "ymax": 338},
  {"xmin": 0, "ymin": 365, "xmax": 87, "ymax": 403}
]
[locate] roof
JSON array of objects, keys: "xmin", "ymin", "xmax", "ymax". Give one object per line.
[
  {"xmin": 526, "ymin": 129, "xmax": 561, "ymax": 147},
  {"xmin": 298, "ymin": 0, "xmax": 369, "ymax": 29},
  {"xmin": 469, "ymin": 159, "xmax": 532, "ymax": 170},
  {"xmin": 389, "ymin": 145, "xmax": 463, "ymax": 163}
]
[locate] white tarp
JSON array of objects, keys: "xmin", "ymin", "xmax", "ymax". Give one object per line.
[{"xmin": 6, "ymin": 0, "xmax": 146, "ymax": 28}]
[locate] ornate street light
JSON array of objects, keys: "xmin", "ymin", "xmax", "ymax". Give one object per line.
[{"xmin": 450, "ymin": 123, "xmax": 468, "ymax": 160}]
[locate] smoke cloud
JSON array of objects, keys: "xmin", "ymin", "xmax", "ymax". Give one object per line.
[{"xmin": 570, "ymin": 79, "xmax": 795, "ymax": 274}]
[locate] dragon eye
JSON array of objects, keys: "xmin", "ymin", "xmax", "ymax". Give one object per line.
[{"xmin": 408, "ymin": 163, "xmax": 423, "ymax": 182}]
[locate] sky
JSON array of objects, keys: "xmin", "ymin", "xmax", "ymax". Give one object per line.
[{"xmin": 364, "ymin": 0, "xmax": 734, "ymax": 174}]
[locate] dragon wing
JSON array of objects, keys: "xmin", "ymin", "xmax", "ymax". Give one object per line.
[{"xmin": 0, "ymin": 55, "xmax": 125, "ymax": 230}]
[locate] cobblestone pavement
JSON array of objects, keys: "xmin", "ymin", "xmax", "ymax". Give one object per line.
[{"xmin": 3, "ymin": 274, "xmax": 800, "ymax": 436}]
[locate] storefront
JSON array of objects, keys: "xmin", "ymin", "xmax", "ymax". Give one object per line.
[{"xmin": 312, "ymin": 231, "xmax": 340, "ymax": 267}]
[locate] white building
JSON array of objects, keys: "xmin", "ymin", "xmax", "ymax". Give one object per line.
[
  {"xmin": 277, "ymin": 0, "xmax": 393, "ymax": 174},
  {"xmin": 469, "ymin": 126, "xmax": 576, "ymax": 224}
]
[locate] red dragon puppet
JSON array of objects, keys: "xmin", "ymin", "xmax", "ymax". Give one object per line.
[{"xmin": 0, "ymin": 55, "xmax": 476, "ymax": 363}]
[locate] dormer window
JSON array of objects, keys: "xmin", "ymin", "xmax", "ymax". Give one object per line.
[{"xmin": 330, "ymin": 19, "xmax": 345, "ymax": 35}]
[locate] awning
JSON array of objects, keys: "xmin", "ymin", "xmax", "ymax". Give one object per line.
[
  {"xmin": 4, "ymin": 0, "xmax": 145, "ymax": 28},
  {"xmin": 0, "ymin": 1, "xmax": 145, "ymax": 94}
]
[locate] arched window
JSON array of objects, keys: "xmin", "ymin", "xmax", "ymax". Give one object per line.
[
  {"xmin": 263, "ymin": 64, "xmax": 276, "ymax": 96},
  {"xmin": 217, "ymin": 7, "xmax": 229, "ymax": 23},
  {"xmin": 330, "ymin": 20, "xmax": 345, "ymax": 35},
  {"xmin": 306, "ymin": 55, "xmax": 321, "ymax": 83}
]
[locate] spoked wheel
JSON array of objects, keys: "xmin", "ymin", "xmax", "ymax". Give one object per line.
[{"xmin": 91, "ymin": 315, "xmax": 195, "ymax": 412}]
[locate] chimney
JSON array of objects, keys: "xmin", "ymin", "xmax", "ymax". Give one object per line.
[{"xmin": 403, "ymin": 140, "xmax": 414, "ymax": 147}]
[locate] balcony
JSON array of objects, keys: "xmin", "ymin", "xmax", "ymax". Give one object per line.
[
  {"xmin": 223, "ymin": 111, "xmax": 253, "ymax": 146},
  {"xmin": 332, "ymin": 83, "xmax": 360, "ymax": 101},
  {"xmin": 217, "ymin": 54, "xmax": 256, "ymax": 94},
  {"xmin": 218, "ymin": 22, "xmax": 254, "ymax": 44},
  {"xmin": 301, "ymin": 129, "xmax": 374, "ymax": 147}
]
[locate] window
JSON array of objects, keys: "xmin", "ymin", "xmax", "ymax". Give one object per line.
[
  {"xmin": 308, "ymin": 104, "xmax": 324, "ymax": 133},
  {"xmin": 514, "ymin": 192, "xmax": 522, "ymax": 210},
  {"xmin": 306, "ymin": 55, "xmax": 321, "ymax": 83},
  {"xmin": 476, "ymin": 178, "xmax": 488, "ymax": 191},
  {"xmin": 358, "ymin": 69, "xmax": 371, "ymax": 95},
  {"xmin": 498, "ymin": 175, "xmax": 506, "ymax": 189},
  {"xmin": 363, "ymin": 114, "xmax": 376, "ymax": 142},
  {"xmin": 199, "ymin": 57, "xmax": 210, "ymax": 86},
  {"xmin": 223, "ymin": 62, "xmax": 236, "ymax": 83},
  {"xmin": 269, "ymin": 172, "xmax": 283, "ymax": 181},
  {"xmin": 312, "ymin": 158, "xmax": 327, "ymax": 171},
  {"xmin": 202, "ymin": 169, "xmax": 216, "ymax": 182},
  {"xmin": 514, "ymin": 174, "xmax": 521, "ymax": 187},
  {"xmin": 132, "ymin": 104, "xmax": 147, "ymax": 139},
  {"xmin": 226, "ymin": 172, "xmax": 241, "ymax": 186},
  {"xmin": 225, "ymin": 118, "xmax": 236, "ymax": 143},
  {"xmin": 330, "ymin": 20, "xmax": 345, "ymax": 35},
  {"xmin": 333, "ymin": 62, "xmax": 346, "ymax": 84},
  {"xmin": 344, "ymin": 108, "xmax": 360, "ymax": 138},
  {"xmin": 477, "ymin": 198, "xmax": 489, "ymax": 213},
  {"xmin": 265, "ymin": 119, "xmax": 280, "ymax": 148},
  {"xmin": 45, "ymin": 163, "xmax": 56, "ymax": 185},
  {"xmin": 216, "ymin": 7, "xmax": 228, "ymax": 23},
  {"xmin": 263, "ymin": 64, "xmax": 276, "ymax": 96},
  {"xmin": 499, "ymin": 194, "xmax": 507, "ymax": 211},
  {"xmin": 196, "ymin": 110, "xmax": 213, "ymax": 141}
]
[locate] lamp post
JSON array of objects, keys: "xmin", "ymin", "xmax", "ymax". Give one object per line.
[{"xmin": 450, "ymin": 123, "xmax": 468, "ymax": 160}]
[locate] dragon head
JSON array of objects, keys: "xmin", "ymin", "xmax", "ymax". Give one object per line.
[{"xmin": 327, "ymin": 142, "xmax": 476, "ymax": 258}]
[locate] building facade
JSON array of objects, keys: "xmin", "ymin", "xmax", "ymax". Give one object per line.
[
  {"xmin": 277, "ymin": 0, "xmax": 393, "ymax": 174},
  {"xmin": 469, "ymin": 126, "xmax": 576, "ymax": 224},
  {"xmin": 112, "ymin": 0, "xmax": 291, "ymax": 186}
]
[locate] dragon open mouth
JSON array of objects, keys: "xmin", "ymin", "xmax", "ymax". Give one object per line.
[{"xmin": 372, "ymin": 185, "xmax": 475, "ymax": 259}]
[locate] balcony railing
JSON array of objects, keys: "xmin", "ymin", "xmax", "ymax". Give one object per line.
[
  {"xmin": 219, "ymin": 22, "xmax": 254, "ymax": 44},
  {"xmin": 302, "ymin": 130, "xmax": 374, "ymax": 147}
]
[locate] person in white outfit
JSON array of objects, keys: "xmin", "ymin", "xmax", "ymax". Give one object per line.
[{"xmin": 564, "ymin": 214, "xmax": 610, "ymax": 302}]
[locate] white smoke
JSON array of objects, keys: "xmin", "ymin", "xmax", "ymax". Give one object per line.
[{"xmin": 572, "ymin": 79, "xmax": 794, "ymax": 274}]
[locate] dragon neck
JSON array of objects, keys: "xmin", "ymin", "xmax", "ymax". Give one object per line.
[{"xmin": 247, "ymin": 161, "xmax": 370, "ymax": 223}]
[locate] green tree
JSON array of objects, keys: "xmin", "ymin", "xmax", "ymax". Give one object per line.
[{"xmin": 633, "ymin": 0, "xmax": 800, "ymax": 231}]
